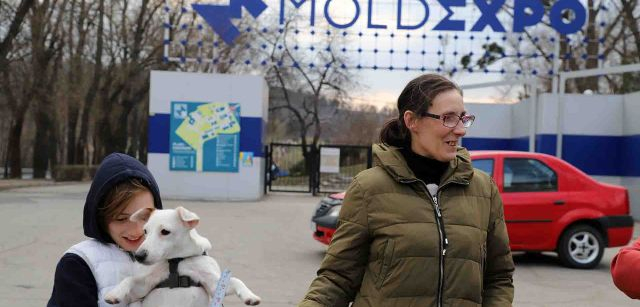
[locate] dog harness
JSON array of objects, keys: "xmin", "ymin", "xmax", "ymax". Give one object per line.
[{"xmin": 155, "ymin": 258, "xmax": 202, "ymax": 289}]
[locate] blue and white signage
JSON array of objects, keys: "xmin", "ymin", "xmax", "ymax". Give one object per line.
[
  {"xmin": 192, "ymin": 0, "xmax": 587, "ymax": 44},
  {"xmin": 170, "ymin": 101, "xmax": 241, "ymax": 173},
  {"xmin": 162, "ymin": 0, "xmax": 596, "ymax": 75}
]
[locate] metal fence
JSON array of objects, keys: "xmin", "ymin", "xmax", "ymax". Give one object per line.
[
  {"xmin": 316, "ymin": 145, "xmax": 372, "ymax": 194},
  {"xmin": 265, "ymin": 143, "xmax": 372, "ymax": 194},
  {"xmin": 266, "ymin": 143, "xmax": 312, "ymax": 193}
]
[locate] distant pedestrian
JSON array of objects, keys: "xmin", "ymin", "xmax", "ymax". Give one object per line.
[
  {"xmin": 298, "ymin": 74, "xmax": 514, "ymax": 307},
  {"xmin": 47, "ymin": 153, "xmax": 163, "ymax": 307},
  {"xmin": 611, "ymin": 236, "xmax": 640, "ymax": 299}
]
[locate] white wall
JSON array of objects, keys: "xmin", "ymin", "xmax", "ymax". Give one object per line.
[
  {"xmin": 535, "ymin": 93, "xmax": 624, "ymax": 135},
  {"xmin": 149, "ymin": 71, "xmax": 266, "ymax": 117},
  {"xmin": 464, "ymin": 103, "xmax": 512, "ymax": 138},
  {"xmin": 623, "ymin": 92, "xmax": 640, "ymax": 135},
  {"xmin": 563, "ymin": 94, "xmax": 623, "ymax": 136},
  {"xmin": 148, "ymin": 71, "xmax": 268, "ymax": 201},
  {"xmin": 536, "ymin": 94, "xmax": 559, "ymax": 134},
  {"xmin": 511, "ymin": 97, "xmax": 532, "ymax": 138}
]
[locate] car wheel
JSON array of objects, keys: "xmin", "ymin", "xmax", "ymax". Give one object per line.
[{"xmin": 557, "ymin": 224, "xmax": 604, "ymax": 269}]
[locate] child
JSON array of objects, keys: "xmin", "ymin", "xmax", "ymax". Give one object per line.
[{"xmin": 47, "ymin": 153, "xmax": 163, "ymax": 307}]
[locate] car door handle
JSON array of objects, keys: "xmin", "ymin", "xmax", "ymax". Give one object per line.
[{"xmin": 553, "ymin": 200, "xmax": 566, "ymax": 205}]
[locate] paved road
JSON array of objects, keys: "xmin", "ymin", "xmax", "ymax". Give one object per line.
[{"xmin": 0, "ymin": 184, "xmax": 637, "ymax": 306}]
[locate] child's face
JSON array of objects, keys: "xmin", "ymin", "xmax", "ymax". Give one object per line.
[{"xmin": 107, "ymin": 191, "xmax": 154, "ymax": 252}]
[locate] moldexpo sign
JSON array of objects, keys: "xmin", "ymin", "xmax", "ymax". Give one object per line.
[{"xmin": 193, "ymin": 0, "xmax": 587, "ymax": 45}]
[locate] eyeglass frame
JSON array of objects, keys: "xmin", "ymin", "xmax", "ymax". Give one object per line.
[{"xmin": 420, "ymin": 111, "xmax": 476, "ymax": 128}]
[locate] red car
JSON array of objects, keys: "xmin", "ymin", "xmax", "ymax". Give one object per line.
[{"xmin": 311, "ymin": 151, "xmax": 634, "ymax": 269}]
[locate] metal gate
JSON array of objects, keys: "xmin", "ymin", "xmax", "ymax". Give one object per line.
[
  {"xmin": 315, "ymin": 145, "xmax": 372, "ymax": 194},
  {"xmin": 265, "ymin": 143, "xmax": 372, "ymax": 194},
  {"xmin": 265, "ymin": 143, "xmax": 312, "ymax": 193}
]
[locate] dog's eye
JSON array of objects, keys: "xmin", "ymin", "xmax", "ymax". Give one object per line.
[
  {"xmin": 161, "ymin": 229, "xmax": 171, "ymax": 236},
  {"xmin": 144, "ymin": 229, "xmax": 147, "ymax": 235}
]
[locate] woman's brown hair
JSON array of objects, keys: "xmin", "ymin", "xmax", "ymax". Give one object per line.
[
  {"xmin": 379, "ymin": 74, "xmax": 462, "ymax": 147},
  {"xmin": 98, "ymin": 178, "xmax": 149, "ymax": 232}
]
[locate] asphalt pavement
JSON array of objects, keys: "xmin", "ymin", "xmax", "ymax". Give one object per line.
[{"xmin": 0, "ymin": 183, "xmax": 637, "ymax": 306}]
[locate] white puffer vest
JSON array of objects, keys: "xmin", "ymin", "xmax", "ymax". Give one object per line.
[{"xmin": 66, "ymin": 239, "xmax": 134, "ymax": 307}]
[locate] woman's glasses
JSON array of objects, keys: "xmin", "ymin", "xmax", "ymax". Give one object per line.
[{"xmin": 422, "ymin": 112, "xmax": 476, "ymax": 128}]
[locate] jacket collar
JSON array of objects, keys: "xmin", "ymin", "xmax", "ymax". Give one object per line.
[{"xmin": 373, "ymin": 143, "xmax": 474, "ymax": 186}]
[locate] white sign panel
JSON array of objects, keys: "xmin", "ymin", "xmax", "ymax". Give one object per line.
[{"xmin": 320, "ymin": 147, "xmax": 340, "ymax": 173}]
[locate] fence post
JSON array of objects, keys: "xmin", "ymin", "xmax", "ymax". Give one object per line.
[
  {"xmin": 263, "ymin": 145, "xmax": 269, "ymax": 194},
  {"xmin": 311, "ymin": 146, "xmax": 318, "ymax": 196}
]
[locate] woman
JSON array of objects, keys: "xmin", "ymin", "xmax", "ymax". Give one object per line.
[
  {"xmin": 47, "ymin": 153, "xmax": 163, "ymax": 307},
  {"xmin": 299, "ymin": 74, "xmax": 514, "ymax": 307}
]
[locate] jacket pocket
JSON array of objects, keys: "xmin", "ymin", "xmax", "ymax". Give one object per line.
[{"xmin": 376, "ymin": 239, "xmax": 395, "ymax": 289}]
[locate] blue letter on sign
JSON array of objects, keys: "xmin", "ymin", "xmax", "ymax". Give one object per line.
[
  {"xmin": 368, "ymin": 0, "xmax": 387, "ymax": 29},
  {"xmin": 280, "ymin": 0, "xmax": 316, "ymax": 26},
  {"xmin": 397, "ymin": 0, "xmax": 429, "ymax": 30},
  {"xmin": 513, "ymin": 0, "xmax": 545, "ymax": 32},
  {"xmin": 433, "ymin": 0, "xmax": 465, "ymax": 31},
  {"xmin": 550, "ymin": 0, "xmax": 586, "ymax": 35},
  {"xmin": 471, "ymin": 0, "xmax": 505, "ymax": 32},
  {"xmin": 325, "ymin": 0, "xmax": 360, "ymax": 29}
]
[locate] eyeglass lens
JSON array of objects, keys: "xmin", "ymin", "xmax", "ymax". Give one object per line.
[{"xmin": 443, "ymin": 115, "xmax": 474, "ymax": 128}]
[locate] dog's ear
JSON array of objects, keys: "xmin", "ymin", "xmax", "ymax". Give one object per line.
[
  {"xmin": 176, "ymin": 206, "xmax": 200, "ymax": 229},
  {"xmin": 130, "ymin": 207, "xmax": 154, "ymax": 223}
]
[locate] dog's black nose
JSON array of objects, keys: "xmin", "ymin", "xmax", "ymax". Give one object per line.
[{"xmin": 134, "ymin": 251, "xmax": 147, "ymax": 263}]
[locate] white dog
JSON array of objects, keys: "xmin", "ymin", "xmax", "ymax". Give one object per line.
[{"xmin": 104, "ymin": 206, "xmax": 261, "ymax": 307}]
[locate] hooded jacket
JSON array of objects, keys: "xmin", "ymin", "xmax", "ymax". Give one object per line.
[
  {"xmin": 83, "ymin": 153, "xmax": 163, "ymax": 243},
  {"xmin": 48, "ymin": 153, "xmax": 163, "ymax": 307},
  {"xmin": 300, "ymin": 144, "xmax": 514, "ymax": 307}
]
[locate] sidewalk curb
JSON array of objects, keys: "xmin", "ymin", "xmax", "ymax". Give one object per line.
[{"xmin": 0, "ymin": 179, "xmax": 85, "ymax": 192}]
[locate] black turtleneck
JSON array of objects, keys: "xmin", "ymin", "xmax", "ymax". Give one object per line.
[{"xmin": 400, "ymin": 148, "xmax": 449, "ymax": 185}]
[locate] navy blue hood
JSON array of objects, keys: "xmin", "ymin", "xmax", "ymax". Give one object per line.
[{"xmin": 83, "ymin": 153, "xmax": 163, "ymax": 243}]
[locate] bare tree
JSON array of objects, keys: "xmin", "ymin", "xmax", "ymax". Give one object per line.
[
  {"xmin": 30, "ymin": 0, "xmax": 68, "ymax": 178},
  {"xmin": 1, "ymin": 0, "xmax": 365, "ymax": 182},
  {"xmin": 1, "ymin": 0, "xmax": 36, "ymax": 178},
  {"xmin": 0, "ymin": 0, "xmax": 35, "ymax": 64},
  {"xmin": 91, "ymin": 0, "xmax": 166, "ymax": 163},
  {"xmin": 491, "ymin": 0, "xmax": 640, "ymax": 94},
  {"xmin": 73, "ymin": 0, "xmax": 105, "ymax": 165},
  {"xmin": 611, "ymin": 0, "xmax": 640, "ymax": 92},
  {"xmin": 61, "ymin": 0, "xmax": 93, "ymax": 165},
  {"xmin": 326, "ymin": 104, "xmax": 394, "ymax": 145},
  {"xmin": 260, "ymin": 17, "xmax": 358, "ymax": 189},
  {"xmin": 1, "ymin": 60, "xmax": 32, "ymax": 178}
]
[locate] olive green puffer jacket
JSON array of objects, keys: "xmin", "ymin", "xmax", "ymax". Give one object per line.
[{"xmin": 299, "ymin": 144, "xmax": 514, "ymax": 307}]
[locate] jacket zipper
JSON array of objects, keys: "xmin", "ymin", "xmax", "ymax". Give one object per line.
[
  {"xmin": 425, "ymin": 181, "xmax": 446, "ymax": 307},
  {"xmin": 400, "ymin": 178, "xmax": 468, "ymax": 307}
]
